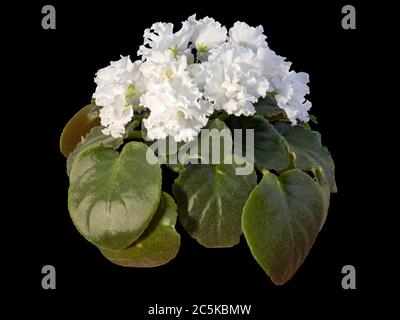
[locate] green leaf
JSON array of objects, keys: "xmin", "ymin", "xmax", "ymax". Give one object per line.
[
  {"xmin": 242, "ymin": 169, "xmax": 325, "ymax": 285},
  {"xmin": 275, "ymin": 122, "xmax": 336, "ymax": 192},
  {"xmin": 100, "ymin": 192, "xmax": 180, "ymax": 267},
  {"xmin": 68, "ymin": 142, "xmax": 162, "ymax": 250},
  {"xmin": 254, "ymin": 95, "xmax": 286, "ymax": 118},
  {"xmin": 160, "ymin": 118, "xmax": 231, "ymax": 170},
  {"xmin": 206, "ymin": 118, "xmax": 229, "ymax": 131},
  {"xmin": 309, "ymin": 114, "xmax": 318, "ymax": 124},
  {"xmin": 189, "ymin": 118, "xmax": 232, "ymax": 164},
  {"xmin": 319, "ymin": 181, "xmax": 333, "ymax": 226},
  {"xmin": 66, "ymin": 126, "xmax": 123, "ymax": 177},
  {"xmin": 60, "ymin": 103, "xmax": 101, "ymax": 157},
  {"xmin": 225, "ymin": 115, "xmax": 289, "ymax": 171},
  {"xmin": 173, "ymin": 162, "xmax": 256, "ymax": 248},
  {"xmin": 124, "ymin": 119, "xmax": 141, "ymax": 136}
]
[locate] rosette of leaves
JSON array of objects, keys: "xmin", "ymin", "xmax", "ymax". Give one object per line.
[{"xmin": 60, "ymin": 95, "xmax": 336, "ymax": 284}]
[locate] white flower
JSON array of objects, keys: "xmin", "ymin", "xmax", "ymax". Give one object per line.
[
  {"xmin": 92, "ymin": 16, "xmax": 313, "ymax": 141},
  {"xmin": 229, "ymin": 21, "xmax": 267, "ymax": 51},
  {"xmin": 256, "ymin": 47, "xmax": 291, "ymax": 83},
  {"xmin": 93, "ymin": 56, "xmax": 143, "ymax": 138},
  {"xmin": 188, "ymin": 62, "xmax": 209, "ymax": 91},
  {"xmin": 228, "ymin": 21, "xmax": 292, "ymax": 92},
  {"xmin": 273, "ymin": 71, "xmax": 311, "ymax": 124},
  {"xmin": 143, "ymin": 91, "xmax": 212, "ymax": 142},
  {"xmin": 140, "ymin": 51, "xmax": 213, "ymax": 142},
  {"xmin": 187, "ymin": 15, "xmax": 227, "ymax": 53},
  {"xmin": 139, "ymin": 50, "xmax": 187, "ymax": 86},
  {"xmin": 204, "ymin": 43, "xmax": 269, "ymax": 116},
  {"xmin": 138, "ymin": 22, "xmax": 193, "ymax": 60}
]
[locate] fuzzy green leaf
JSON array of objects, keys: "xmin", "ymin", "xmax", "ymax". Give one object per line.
[
  {"xmin": 66, "ymin": 126, "xmax": 123, "ymax": 177},
  {"xmin": 242, "ymin": 169, "xmax": 325, "ymax": 285},
  {"xmin": 225, "ymin": 115, "xmax": 289, "ymax": 171},
  {"xmin": 254, "ymin": 95, "xmax": 286, "ymax": 118},
  {"xmin": 68, "ymin": 142, "xmax": 162, "ymax": 250},
  {"xmin": 100, "ymin": 192, "xmax": 180, "ymax": 267},
  {"xmin": 275, "ymin": 122, "xmax": 336, "ymax": 192},
  {"xmin": 173, "ymin": 162, "xmax": 256, "ymax": 248}
]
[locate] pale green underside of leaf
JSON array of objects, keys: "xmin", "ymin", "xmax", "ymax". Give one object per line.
[{"xmin": 60, "ymin": 103, "xmax": 100, "ymax": 157}]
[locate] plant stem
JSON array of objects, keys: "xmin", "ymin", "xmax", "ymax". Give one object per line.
[
  {"xmin": 126, "ymin": 130, "xmax": 142, "ymax": 139},
  {"xmin": 255, "ymin": 163, "xmax": 269, "ymax": 175}
]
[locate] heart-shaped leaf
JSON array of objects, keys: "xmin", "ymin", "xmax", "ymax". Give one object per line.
[
  {"xmin": 173, "ymin": 162, "xmax": 256, "ymax": 248},
  {"xmin": 100, "ymin": 192, "xmax": 180, "ymax": 267},
  {"xmin": 275, "ymin": 122, "xmax": 336, "ymax": 192},
  {"xmin": 242, "ymin": 169, "xmax": 325, "ymax": 285},
  {"xmin": 68, "ymin": 141, "xmax": 162, "ymax": 250},
  {"xmin": 225, "ymin": 115, "xmax": 289, "ymax": 171},
  {"xmin": 66, "ymin": 126, "xmax": 123, "ymax": 176},
  {"xmin": 60, "ymin": 103, "xmax": 100, "ymax": 157}
]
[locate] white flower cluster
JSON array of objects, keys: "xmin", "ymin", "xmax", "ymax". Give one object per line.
[{"xmin": 92, "ymin": 15, "xmax": 312, "ymax": 141}]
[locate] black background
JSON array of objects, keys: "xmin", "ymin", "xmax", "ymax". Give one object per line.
[{"xmin": 7, "ymin": 0, "xmax": 377, "ymax": 317}]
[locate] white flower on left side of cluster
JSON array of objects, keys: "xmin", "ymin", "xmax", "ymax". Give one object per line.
[
  {"xmin": 272, "ymin": 71, "xmax": 311, "ymax": 124},
  {"xmin": 204, "ymin": 43, "xmax": 269, "ymax": 116},
  {"xmin": 140, "ymin": 51, "xmax": 213, "ymax": 142},
  {"xmin": 138, "ymin": 22, "xmax": 193, "ymax": 60},
  {"xmin": 93, "ymin": 56, "xmax": 143, "ymax": 138},
  {"xmin": 187, "ymin": 15, "xmax": 227, "ymax": 60}
]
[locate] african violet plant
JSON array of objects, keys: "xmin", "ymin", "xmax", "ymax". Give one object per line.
[{"xmin": 60, "ymin": 15, "xmax": 336, "ymax": 285}]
